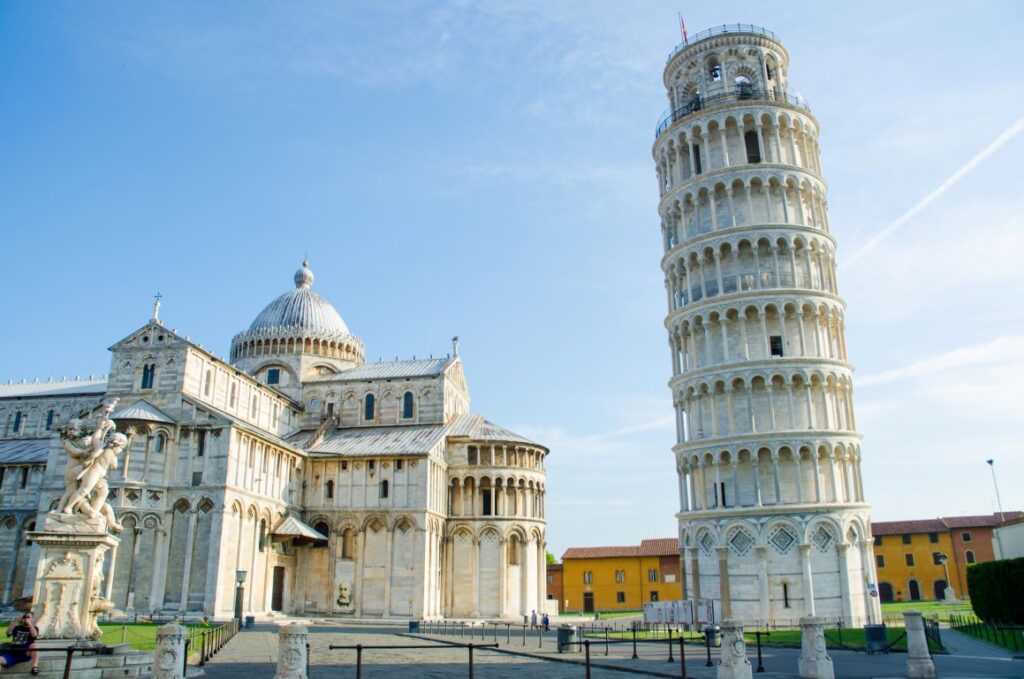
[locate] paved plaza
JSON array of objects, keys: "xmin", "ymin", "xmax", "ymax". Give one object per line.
[{"xmin": 194, "ymin": 622, "xmax": 1024, "ymax": 679}]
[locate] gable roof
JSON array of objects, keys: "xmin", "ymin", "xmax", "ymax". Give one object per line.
[
  {"xmin": 871, "ymin": 519, "xmax": 947, "ymax": 535},
  {"xmin": 111, "ymin": 399, "xmax": 176, "ymax": 424},
  {"xmin": 0, "ymin": 379, "xmax": 107, "ymax": 399},
  {"xmin": 562, "ymin": 537, "xmax": 678, "ymax": 561},
  {"xmin": 306, "ymin": 357, "xmax": 454, "ymax": 383},
  {"xmin": 0, "ymin": 438, "xmax": 50, "ymax": 464}
]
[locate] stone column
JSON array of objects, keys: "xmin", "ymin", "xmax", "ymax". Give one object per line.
[
  {"xmin": 679, "ymin": 548, "xmax": 688, "ymax": 600},
  {"xmin": 717, "ymin": 619, "xmax": 752, "ymax": 679},
  {"xmin": 153, "ymin": 623, "xmax": 187, "ymax": 679},
  {"xmin": 148, "ymin": 526, "xmax": 168, "ymax": 613},
  {"xmin": 274, "ymin": 623, "xmax": 309, "ymax": 679},
  {"xmin": 687, "ymin": 547, "xmax": 701, "ymax": 600},
  {"xmin": 903, "ymin": 610, "xmax": 936, "ymax": 679},
  {"xmin": 179, "ymin": 510, "xmax": 198, "ymax": 612},
  {"xmin": 837, "ymin": 544, "xmax": 853, "ymax": 626},
  {"xmin": 498, "ymin": 538, "xmax": 508, "ymax": 617},
  {"xmin": 799, "ymin": 544, "xmax": 816, "ymax": 616},
  {"xmin": 716, "ymin": 547, "xmax": 731, "ymax": 618},
  {"xmin": 798, "ymin": 617, "xmax": 834, "ymax": 679},
  {"xmin": 755, "ymin": 547, "xmax": 770, "ymax": 623}
]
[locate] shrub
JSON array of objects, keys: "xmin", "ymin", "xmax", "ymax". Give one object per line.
[{"xmin": 967, "ymin": 557, "xmax": 1024, "ymax": 623}]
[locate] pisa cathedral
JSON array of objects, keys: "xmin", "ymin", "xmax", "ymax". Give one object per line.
[
  {"xmin": 654, "ymin": 25, "xmax": 881, "ymax": 625},
  {"xmin": 0, "ymin": 262, "xmax": 548, "ymax": 619}
]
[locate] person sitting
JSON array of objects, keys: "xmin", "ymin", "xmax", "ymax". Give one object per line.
[{"xmin": 1, "ymin": 612, "xmax": 39, "ymax": 674}]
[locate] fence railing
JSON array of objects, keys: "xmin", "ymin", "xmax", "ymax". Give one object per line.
[
  {"xmin": 328, "ymin": 642, "xmax": 498, "ymax": 679},
  {"xmin": 656, "ymin": 88, "xmax": 811, "ymax": 138},
  {"xmin": 666, "ymin": 25, "xmax": 779, "ymax": 63},
  {"xmin": 198, "ymin": 619, "xmax": 241, "ymax": 665},
  {"xmin": 951, "ymin": 613, "xmax": 1024, "ymax": 652}
]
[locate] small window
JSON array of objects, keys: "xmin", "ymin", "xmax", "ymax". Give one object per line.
[
  {"xmin": 402, "ymin": 391, "xmax": 414, "ymax": 419},
  {"xmin": 204, "ymin": 369, "xmax": 213, "ymax": 396},
  {"xmin": 692, "ymin": 144, "xmax": 702, "ymax": 175},
  {"xmin": 547, "ymin": 575, "xmax": 554, "ymax": 584},
  {"xmin": 368, "ymin": 460, "xmax": 375, "ymax": 471},
  {"xmin": 874, "ymin": 535, "xmax": 883, "ymax": 547},
  {"xmin": 783, "ymin": 583, "xmax": 790, "ymax": 608},
  {"xmin": 12, "ymin": 411, "xmax": 23, "ymax": 433},
  {"xmin": 905, "ymin": 553, "xmax": 915, "ymax": 566},
  {"xmin": 650, "ymin": 591, "xmax": 660, "ymax": 602},
  {"xmin": 21, "ymin": 468, "xmax": 29, "ymax": 488},
  {"xmin": 45, "ymin": 409, "xmax": 55, "ymax": 430},
  {"xmin": 251, "ymin": 395, "xmax": 259, "ymax": 418},
  {"xmin": 902, "ymin": 534, "xmax": 912, "ymax": 545},
  {"xmin": 155, "ymin": 434, "xmax": 165, "ymax": 453},
  {"xmin": 615, "ymin": 570, "xmax": 625, "ymax": 584},
  {"xmin": 876, "ymin": 554, "xmax": 885, "ymax": 568},
  {"xmin": 229, "ymin": 383, "xmax": 237, "ymax": 408},
  {"xmin": 259, "ymin": 519, "xmax": 267, "ymax": 552},
  {"xmin": 932, "ymin": 552, "xmax": 944, "ymax": 565},
  {"xmin": 341, "ymin": 461, "xmax": 348, "ymax": 471},
  {"xmin": 769, "ymin": 335, "xmax": 784, "ymax": 357},
  {"xmin": 961, "ymin": 532, "xmax": 972, "ymax": 543},
  {"xmin": 928, "ymin": 532, "xmax": 939, "ymax": 544},
  {"xmin": 196, "ymin": 430, "xmax": 206, "ymax": 457},
  {"xmin": 709, "ymin": 64, "xmax": 722, "ymax": 81},
  {"xmin": 0, "ymin": 468, "xmax": 4, "ymax": 489},
  {"xmin": 191, "ymin": 471, "xmax": 203, "ymax": 487},
  {"xmin": 396, "ymin": 459, "xmax": 404, "ymax": 471},
  {"xmin": 380, "ymin": 480, "xmax": 389, "ymax": 499},
  {"xmin": 965, "ymin": 550, "xmax": 975, "ymax": 564},
  {"xmin": 616, "ymin": 592, "xmax": 626, "ymax": 603},
  {"xmin": 266, "ymin": 368, "xmax": 281, "ymax": 385},
  {"xmin": 141, "ymin": 364, "xmax": 155, "ymax": 389},
  {"xmin": 482, "ymin": 489, "xmax": 492, "ymax": 515},
  {"xmin": 648, "ymin": 569, "xmax": 659, "ymax": 583},
  {"xmin": 341, "ymin": 529, "xmax": 354, "ymax": 559},
  {"xmin": 364, "ymin": 393, "xmax": 375, "ymax": 420},
  {"xmin": 583, "ymin": 571, "xmax": 593, "ymax": 584},
  {"xmin": 744, "ymin": 130, "xmax": 761, "ymax": 163},
  {"xmin": 326, "ymin": 480, "xmax": 334, "ymax": 499}
]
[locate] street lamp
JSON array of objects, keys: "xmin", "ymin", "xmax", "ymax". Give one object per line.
[
  {"xmin": 987, "ymin": 459, "xmax": 1007, "ymax": 559},
  {"xmin": 235, "ymin": 570, "xmax": 247, "ymax": 627},
  {"xmin": 937, "ymin": 554, "xmax": 955, "ymax": 601}
]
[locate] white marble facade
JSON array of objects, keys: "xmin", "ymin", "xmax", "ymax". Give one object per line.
[
  {"xmin": 0, "ymin": 263, "xmax": 547, "ymax": 619},
  {"xmin": 653, "ymin": 26, "xmax": 881, "ymax": 626}
]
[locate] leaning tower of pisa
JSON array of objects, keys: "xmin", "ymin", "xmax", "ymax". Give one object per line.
[{"xmin": 653, "ymin": 25, "xmax": 881, "ymax": 626}]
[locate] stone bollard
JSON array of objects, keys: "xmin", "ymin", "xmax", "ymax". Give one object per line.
[
  {"xmin": 153, "ymin": 623, "xmax": 186, "ymax": 679},
  {"xmin": 903, "ymin": 610, "xmax": 936, "ymax": 679},
  {"xmin": 274, "ymin": 623, "xmax": 309, "ymax": 679},
  {"xmin": 717, "ymin": 619, "xmax": 753, "ymax": 679},
  {"xmin": 798, "ymin": 617, "xmax": 835, "ymax": 679}
]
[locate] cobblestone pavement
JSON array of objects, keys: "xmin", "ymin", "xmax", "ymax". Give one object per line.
[{"xmin": 197, "ymin": 623, "xmax": 1024, "ymax": 679}]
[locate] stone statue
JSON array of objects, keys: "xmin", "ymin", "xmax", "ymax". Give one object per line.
[{"xmin": 58, "ymin": 398, "xmax": 125, "ymax": 532}]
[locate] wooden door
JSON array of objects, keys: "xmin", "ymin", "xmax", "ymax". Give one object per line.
[
  {"xmin": 271, "ymin": 566, "xmax": 285, "ymax": 611},
  {"xmin": 583, "ymin": 592, "xmax": 594, "ymax": 613}
]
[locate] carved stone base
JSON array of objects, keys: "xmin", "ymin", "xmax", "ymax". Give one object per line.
[
  {"xmin": 28, "ymin": 512, "xmax": 119, "ymax": 640},
  {"xmin": 903, "ymin": 610, "xmax": 936, "ymax": 679},
  {"xmin": 717, "ymin": 619, "xmax": 753, "ymax": 679},
  {"xmin": 798, "ymin": 617, "xmax": 835, "ymax": 679},
  {"xmin": 275, "ymin": 623, "xmax": 309, "ymax": 679}
]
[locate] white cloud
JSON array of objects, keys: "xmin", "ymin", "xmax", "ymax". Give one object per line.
[{"xmin": 859, "ymin": 335, "xmax": 1024, "ymax": 387}]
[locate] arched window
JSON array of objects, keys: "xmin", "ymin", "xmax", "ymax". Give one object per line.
[
  {"xmin": 258, "ymin": 519, "xmax": 267, "ymax": 553},
  {"xmin": 45, "ymin": 409, "xmax": 55, "ymax": 430},
  {"xmin": 364, "ymin": 394, "xmax": 375, "ymax": 421},
  {"xmin": 380, "ymin": 480, "xmax": 389, "ymax": 499},
  {"xmin": 325, "ymin": 480, "xmax": 334, "ymax": 500},
  {"xmin": 908, "ymin": 579, "xmax": 921, "ymax": 601},
  {"xmin": 12, "ymin": 411, "xmax": 22, "ymax": 433},
  {"xmin": 141, "ymin": 364, "xmax": 156, "ymax": 389},
  {"xmin": 313, "ymin": 522, "xmax": 330, "ymax": 548},
  {"xmin": 965, "ymin": 550, "xmax": 975, "ymax": 564},
  {"xmin": 402, "ymin": 392, "xmax": 414, "ymax": 419},
  {"xmin": 341, "ymin": 529, "xmax": 354, "ymax": 559},
  {"xmin": 155, "ymin": 434, "xmax": 166, "ymax": 453},
  {"xmin": 509, "ymin": 537, "xmax": 520, "ymax": 565},
  {"xmin": 203, "ymin": 370, "xmax": 212, "ymax": 396}
]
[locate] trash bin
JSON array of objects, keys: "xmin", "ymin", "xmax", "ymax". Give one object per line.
[
  {"xmin": 409, "ymin": 620, "xmax": 420, "ymax": 633},
  {"xmin": 557, "ymin": 625, "xmax": 576, "ymax": 653},
  {"xmin": 704, "ymin": 625, "xmax": 720, "ymax": 647},
  {"xmin": 864, "ymin": 624, "xmax": 888, "ymax": 654},
  {"xmin": 244, "ymin": 615, "xmax": 255, "ymax": 629}
]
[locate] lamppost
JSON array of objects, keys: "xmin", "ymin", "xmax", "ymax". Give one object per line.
[
  {"xmin": 986, "ymin": 459, "xmax": 1007, "ymax": 559},
  {"xmin": 235, "ymin": 570, "xmax": 247, "ymax": 627}
]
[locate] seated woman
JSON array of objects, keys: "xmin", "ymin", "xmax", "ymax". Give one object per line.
[{"xmin": 1, "ymin": 612, "xmax": 39, "ymax": 674}]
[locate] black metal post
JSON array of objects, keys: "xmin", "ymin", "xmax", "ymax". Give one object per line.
[
  {"xmin": 679, "ymin": 636, "xmax": 686, "ymax": 679},
  {"xmin": 62, "ymin": 648, "xmax": 75, "ymax": 679},
  {"xmin": 605, "ymin": 627, "xmax": 610, "ymax": 656},
  {"xmin": 355, "ymin": 645, "xmax": 363, "ymax": 679},
  {"xmin": 538, "ymin": 625, "xmax": 543, "ymax": 648},
  {"xmin": 584, "ymin": 640, "xmax": 591, "ymax": 679},
  {"xmin": 200, "ymin": 630, "xmax": 207, "ymax": 665},
  {"xmin": 523, "ymin": 623, "xmax": 527, "ymax": 646},
  {"xmin": 506, "ymin": 623, "xmax": 511, "ymax": 644},
  {"xmin": 668, "ymin": 631, "xmax": 675, "ymax": 662},
  {"xmin": 755, "ymin": 631, "xmax": 768, "ymax": 672},
  {"xmin": 468, "ymin": 643, "xmax": 474, "ymax": 679},
  {"xmin": 705, "ymin": 630, "xmax": 713, "ymax": 667},
  {"xmin": 183, "ymin": 639, "xmax": 190, "ymax": 678},
  {"xmin": 632, "ymin": 625, "xmax": 638, "ymax": 659},
  {"xmin": 306, "ymin": 642, "xmax": 310, "ymax": 678},
  {"xmin": 493, "ymin": 622, "xmax": 497, "ymax": 643}
]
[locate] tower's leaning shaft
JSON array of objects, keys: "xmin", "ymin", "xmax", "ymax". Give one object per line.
[{"xmin": 653, "ymin": 24, "xmax": 880, "ymax": 625}]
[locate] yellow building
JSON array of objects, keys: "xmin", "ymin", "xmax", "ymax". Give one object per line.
[
  {"xmin": 561, "ymin": 538, "xmax": 681, "ymax": 613},
  {"xmin": 871, "ymin": 513, "xmax": 1021, "ymax": 602}
]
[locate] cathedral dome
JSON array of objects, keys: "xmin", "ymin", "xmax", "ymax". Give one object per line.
[
  {"xmin": 230, "ymin": 261, "xmax": 365, "ymax": 367},
  {"xmin": 248, "ymin": 261, "xmax": 350, "ymax": 336}
]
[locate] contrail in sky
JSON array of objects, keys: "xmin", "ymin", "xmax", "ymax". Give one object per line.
[{"xmin": 842, "ymin": 117, "xmax": 1024, "ymax": 269}]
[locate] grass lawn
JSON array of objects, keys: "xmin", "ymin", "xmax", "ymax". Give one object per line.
[
  {"xmin": 559, "ymin": 611, "xmax": 641, "ymax": 620},
  {"xmin": 880, "ymin": 600, "xmax": 972, "ymax": 622},
  {"xmin": 98, "ymin": 623, "xmax": 204, "ymax": 652}
]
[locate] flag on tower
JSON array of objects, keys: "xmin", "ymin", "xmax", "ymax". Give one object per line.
[{"xmin": 678, "ymin": 13, "xmax": 688, "ymax": 42}]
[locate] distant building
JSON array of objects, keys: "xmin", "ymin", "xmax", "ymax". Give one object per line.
[
  {"xmin": 993, "ymin": 516, "xmax": 1024, "ymax": 560},
  {"xmin": 546, "ymin": 563, "xmax": 563, "ymax": 613},
  {"xmin": 561, "ymin": 538, "xmax": 681, "ymax": 613},
  {"xmin": 871, "ymin": 513, "xmax": 1022, "ymax": 602}
]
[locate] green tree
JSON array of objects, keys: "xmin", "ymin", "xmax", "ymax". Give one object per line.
[{"xmin": 546, "ymin": 551, "xmax": 557, "ymax": 565}]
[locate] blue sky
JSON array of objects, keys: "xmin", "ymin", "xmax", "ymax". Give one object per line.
[{"xmin": 1, "ymin": 2, "xmax": 1022, "ymax": 557}]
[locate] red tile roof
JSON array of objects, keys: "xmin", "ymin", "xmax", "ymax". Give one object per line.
[
  {"xmin": 562, "ymin": 538, "xmax": 678, "ymax": 561},
  {"xmin": 871, "ymin": 512, "xmax": 1023, "ymax": 535}
]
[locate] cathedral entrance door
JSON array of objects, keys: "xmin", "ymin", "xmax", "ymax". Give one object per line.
[
  {"xmin": 271, "ymin": 566, "xmax": 285, "ymax": 611},
  {"xmin": 583, "ymin": 592, "xmax": 594, "ymax": 613}
]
